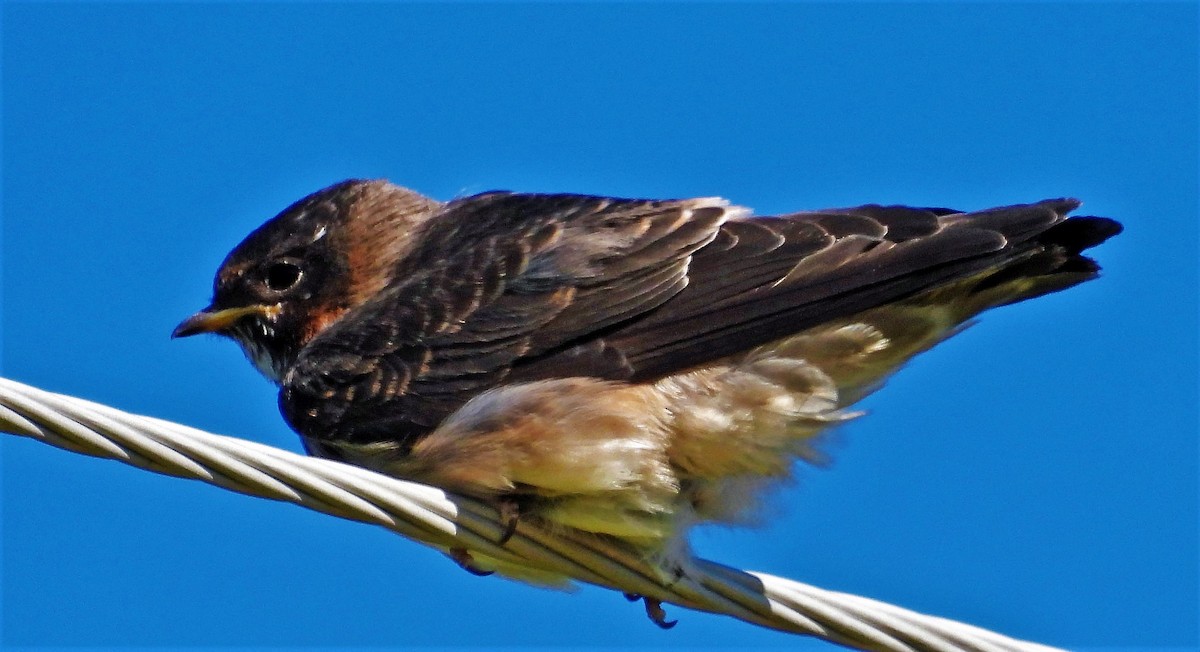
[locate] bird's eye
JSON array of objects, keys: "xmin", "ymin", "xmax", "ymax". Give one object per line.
[{"xmin": 264, "ymin": 261, "xmax": 303, "ymax": 292}]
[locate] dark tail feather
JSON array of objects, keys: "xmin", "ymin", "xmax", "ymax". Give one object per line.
[
  {"xmin": 968, "ymin": 214, "xmax": 1123, "ymax": 311},
  {"xmin": 805, "ymin": 212, "xmax": 1122, "ymax": 402}
]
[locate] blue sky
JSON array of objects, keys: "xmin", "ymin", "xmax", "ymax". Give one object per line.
[{"xmin": 2, "ymin": 3, "xmax": 1196, "ymax": 649}]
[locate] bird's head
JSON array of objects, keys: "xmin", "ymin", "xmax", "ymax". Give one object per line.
[{"xmin": 172, "ymin": 179, "xmax": 440, "ymax": 383}]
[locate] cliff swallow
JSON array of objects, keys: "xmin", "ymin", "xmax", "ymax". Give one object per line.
[{"xmin": 174, "ymin": 179, "xmax": 1120, "ymax": 613}]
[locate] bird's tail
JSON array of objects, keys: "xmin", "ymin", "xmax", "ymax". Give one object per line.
[
  {"xmin": 777, "ymin": 205, "xmax": 1123, "ymax": 404},
  {"xmin": 930, "ymin": 207, "xmax": 1122, "ymax": 318}
]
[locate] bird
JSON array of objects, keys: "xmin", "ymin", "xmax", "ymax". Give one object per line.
[{"xmin": 173, "ymin": 179, "xmax": 1120, "ymax": 623}]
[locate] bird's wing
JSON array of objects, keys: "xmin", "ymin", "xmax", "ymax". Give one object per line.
[
  {"xmin": 279, "ymin": 192, "xmax": 739, "ymax": 448},
  {"xmin": 512, "ymin": 199, "xmax": 1121, "ymax": 381}
]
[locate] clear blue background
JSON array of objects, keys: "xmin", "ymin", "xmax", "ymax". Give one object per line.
[{"xmin": 2, "ymin": 3, "xmax": 1196, "ymax": 650}]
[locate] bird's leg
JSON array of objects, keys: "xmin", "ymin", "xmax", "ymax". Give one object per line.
[
  {"xmin": 623, "ymin": 593, "xmax": 678, "ymax": 629},
  {"xmin": 497, "ymin": 497, "xmax": 521, "ymax": 545},
  {"xmin": 448, "ymin": 547, "xmax": 494, "ymax": 577},
  {"xmin": 644, "ymin": 545, "xmax": 691, "ymax": 588},
  {"xmin": 667, "ymin": 562, "xmax": 686, "ymax": 587},
  {"xmin": 448, "ymin": 498, "xmax": 518, "ymax": 574}
]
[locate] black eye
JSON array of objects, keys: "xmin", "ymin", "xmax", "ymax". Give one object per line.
[{"xmin": 264, "ymin": 261, "xmax": 303, "ymax": 292}]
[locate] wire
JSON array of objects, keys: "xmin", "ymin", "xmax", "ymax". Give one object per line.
[{"xmin": 0, "ymin": 376, "xmax": 1061, "ymax": 652}]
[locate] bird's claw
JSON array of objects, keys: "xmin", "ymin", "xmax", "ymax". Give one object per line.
[
  {"xmin": 448, "ymin": 547, "xmax": 494, "ymax": 577},
  {"xmin": 624, "ymin": 593, "xmax": 678, "ymax": 629}
]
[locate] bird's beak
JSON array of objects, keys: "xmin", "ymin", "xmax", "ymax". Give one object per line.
[{"xmin": 172, "ymin": 304, "xmax": 278, "ymax": 338}]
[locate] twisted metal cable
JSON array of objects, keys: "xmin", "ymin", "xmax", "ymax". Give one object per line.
[{"xmin": 0, "ymin": 376, "xmax": 1061, "ymax": 652}]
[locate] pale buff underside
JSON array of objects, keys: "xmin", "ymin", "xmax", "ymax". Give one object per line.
[{"xmin": 318, "ymin": 293, "xmax": 971, "ymax": 550}]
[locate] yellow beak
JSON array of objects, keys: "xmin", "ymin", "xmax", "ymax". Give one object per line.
[{"xmin": 172, "ymin": 304, "xmax": 277, "ymax": 338}]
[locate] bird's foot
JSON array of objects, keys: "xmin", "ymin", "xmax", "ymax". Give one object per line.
[
  {"xmin": 623, "ymin": 593, "xmax": 678, "ymax": 629},
  {"xmin": 498, "ymin": 498, "xmax": 521, "ymax": 545},
  {"xmin": 448, "ymin": 547, "xmax": 494, "ymax": 577}
]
